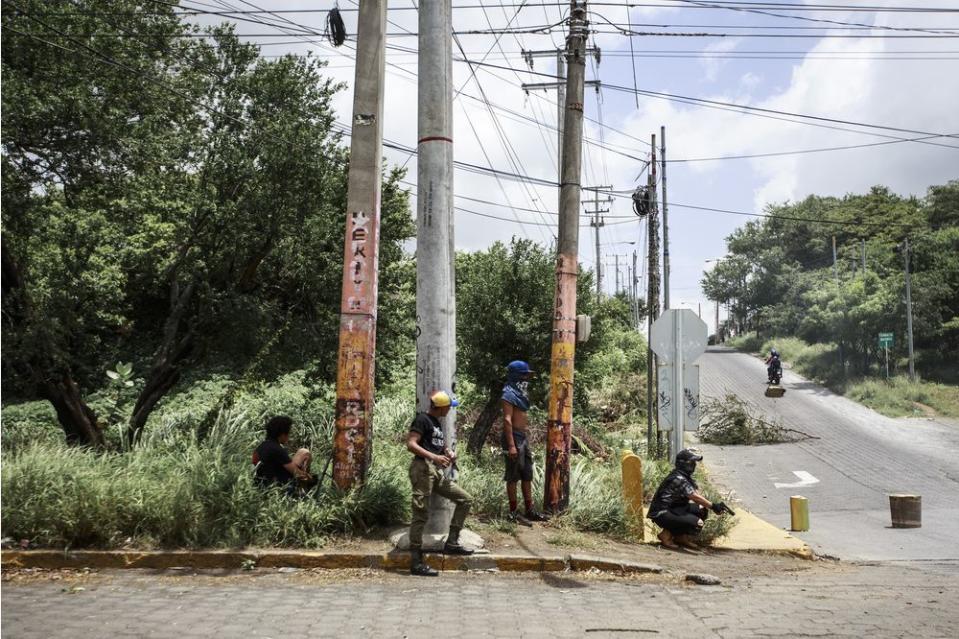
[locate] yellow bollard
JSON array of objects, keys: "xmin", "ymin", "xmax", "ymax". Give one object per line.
[
  {"xmin": 790, "ymin": 495, "xmax": 809, "ymax": 531},
  {"xmin": 621, "ymin": 452, "xmax": 644, "ymax": 541}
]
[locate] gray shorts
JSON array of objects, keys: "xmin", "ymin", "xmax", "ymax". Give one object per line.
[{"xmin": 501, "ymin": 432, "xmax": 534, "ymax": 483}]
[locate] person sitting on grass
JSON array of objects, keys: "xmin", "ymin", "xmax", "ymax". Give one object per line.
[
  {"xmin": 253, "ymin": 415, "xmax": 315, "ymax": 495},
  {"xmin": 647, "ymin": 448, "xmax": 734, "ymax": 550}
]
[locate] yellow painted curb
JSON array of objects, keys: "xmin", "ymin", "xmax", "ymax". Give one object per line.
[{"xmin": 2, "ymin": 550, "xmax": 649, "ymax": 574}]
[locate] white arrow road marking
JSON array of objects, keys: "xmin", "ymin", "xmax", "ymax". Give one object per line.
[{"xmin": 774, "ymin": 471, "xmax": 820, "ymax": 489}]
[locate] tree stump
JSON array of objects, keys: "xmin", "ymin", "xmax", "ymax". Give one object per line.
[{"xmin": 889, "ymin": 494, "xmax": 921, "ymax": 528}]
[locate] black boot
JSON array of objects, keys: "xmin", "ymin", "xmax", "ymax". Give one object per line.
[
  {"xmin": 410, "ymin": 549, "xmax": 438, "ymax": 577},
  {"xmin": 443, "ymin": 527, "xmax": 474, "ymax": 556}
]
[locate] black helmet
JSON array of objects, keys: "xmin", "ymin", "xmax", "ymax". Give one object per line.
[
  {"xmin": 675, "ymin": 448, "xmax": 703, "ymax": 474},
  {"xmin": 771, "ymin": 348, "xmax": 779, "ymax": 357}
]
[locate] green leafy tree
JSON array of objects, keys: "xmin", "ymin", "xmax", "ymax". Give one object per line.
[
  {"xmin": 1, "ymin": 2, "xmax": 415, "ymax": 445},
  {"xmin": 456, "ymin": 238, "xmax": 621, "ymax": 455}
]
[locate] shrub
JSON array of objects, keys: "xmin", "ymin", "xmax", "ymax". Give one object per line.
[{"xmin": 727, "ymin": 332, "xmax": 765, "ymax": 353}]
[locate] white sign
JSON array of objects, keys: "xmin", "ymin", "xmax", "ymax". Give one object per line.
[
  {"xmin": 650, "ymin": 309, "xmax": 709, "ymax": 456},
  {"xmin": 657, "ymin": 363, "xmax": 700, "ymax": 432},
  {"xmin": 650, "ymin": 309, "xmax": 708, "ymax": 364}
]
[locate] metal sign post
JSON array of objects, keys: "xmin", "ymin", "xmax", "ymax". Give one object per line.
[
  {"xmin": 878, "ymin": 332, "xmax": 894, "ymax": 380},
  {"xmin": 650, "ymin": 309, "xmax": 708, "ymax": 458}
]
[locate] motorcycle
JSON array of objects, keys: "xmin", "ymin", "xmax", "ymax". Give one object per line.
[
  {"xmin": 768, "ymin": 364, "xmax": 782, "ymax": 385},
  {"xmin": 765, "ymin": 357, "xmax": 785, "ymax": 397}
]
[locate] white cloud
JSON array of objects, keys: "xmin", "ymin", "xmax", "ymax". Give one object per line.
[{"xmin": 702, "ymin": 38, "xmax": 743, "ymax": 82}]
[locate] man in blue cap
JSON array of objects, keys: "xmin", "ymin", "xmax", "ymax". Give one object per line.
[{"xmin": 501, "ymin": 360, "xmax": 548, "ymax": 526}]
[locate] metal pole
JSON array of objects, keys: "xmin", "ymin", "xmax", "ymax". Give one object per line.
[
  {"xmin": 332, "ymin": 0, "xmax": 387, "ymax": 490},
  {"xmin": 833, "ymin": 235, "xmax": 844, "ymax": 370},
  {"xmin": 885, "ymin": 345, "xmax": 890, "ymax": 380},
  {"xmin": 417, "ymin": 0, "xmax": 457, "ymax": 532},
  {"xmin": 660, "ymin": 126, "xmax": 670, "ymax": 310},
  {"xmin": 646, "ymin": 135, "xmax": 661, "ymax": 456},
  {"xmin": 903, "ymin": 238, "xmax": 916, "ymax": 382},
  {"xmin": 672, "ymin": 311, "xmax": 684, "ymax": 459},
  {"xmin": 632, "ymin": 250, "xmax": 639, "ymax": 327},
  {"xmin": 544, "ymin": 1, "xmax": 587, "ymax": 514},
  {"xmin": 862, "ymin": 238, "xmax": 867, "ymax": 273}
]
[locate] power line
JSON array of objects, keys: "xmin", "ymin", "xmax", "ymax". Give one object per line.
[{"xmin": 447, "ymin": 55, "xmax": 959, "ymax": 144}]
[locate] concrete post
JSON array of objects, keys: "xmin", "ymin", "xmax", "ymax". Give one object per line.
[
  {"xmin": 332, "ymin": 0, "xmax": 387, "ymax": 490},
  {"xmin": 544, "ymin": 1, "xmax": 588, "ymax": 514},
  {"xmin": 417, "ymin": 0, "xmax": 457, "ymax": 533}
]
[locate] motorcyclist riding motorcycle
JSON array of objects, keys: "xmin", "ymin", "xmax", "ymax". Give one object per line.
[{"xmin": 765, "ymin": 349, "xmax": 783, "ymax": 384}]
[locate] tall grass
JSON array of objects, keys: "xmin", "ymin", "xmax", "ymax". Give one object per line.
[
  {"xmin": 846, "ymin": 377, "xmax": 959, "ymax": 419},
  {"xmin": 2, "ymin": 370, "xmax": 737, "ymax": 549}
]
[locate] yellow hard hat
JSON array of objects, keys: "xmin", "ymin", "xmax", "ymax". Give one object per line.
[{"xmin": 430, "ymin": 390, "xmax": 459, "ymax": 408}]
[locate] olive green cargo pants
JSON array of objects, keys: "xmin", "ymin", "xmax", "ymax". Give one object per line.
[{"xmin": 408, "ymin": 457, "xmax": 473, "ymax": 550}]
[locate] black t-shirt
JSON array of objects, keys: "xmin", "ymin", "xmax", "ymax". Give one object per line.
[
  {"xmin": 409, "ymin": 413, "xmax": 445, "ymax": 458},
  {"xmin": 254, "ymin": 439, "xmax": 294, "ymax": 486},
  {"xmin": 647, "ymin": 469, "xmax": 698, "ymax": 518}
]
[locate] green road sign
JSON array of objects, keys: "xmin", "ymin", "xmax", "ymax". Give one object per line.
[{"xmin": 878, "ymin": 332, "xmax": 894, "ymax": 348}]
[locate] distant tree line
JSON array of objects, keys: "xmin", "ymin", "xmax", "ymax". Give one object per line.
[{"xmin": 701, "ymin": 181, "xmax": 959, "ymax": 378}]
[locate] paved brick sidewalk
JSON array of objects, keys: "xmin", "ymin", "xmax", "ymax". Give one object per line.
[{"xmin": 3, "ymin": 561, "xmax": 958, "ymax": 638}]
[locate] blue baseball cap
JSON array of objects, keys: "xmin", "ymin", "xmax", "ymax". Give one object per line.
[{"xmin": 506, "ymin": 360, "xmax": 534, "ymax": 375}]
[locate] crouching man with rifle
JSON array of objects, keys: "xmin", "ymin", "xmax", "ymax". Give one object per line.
[{"xmin": 647, "ymin": 449, "xmax": 735, "ymax": 550}]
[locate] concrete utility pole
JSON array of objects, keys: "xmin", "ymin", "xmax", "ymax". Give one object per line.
[
  {"xmin": 417, "ymin": 0, "xmax": 457, "ymax": 532},
  {"xmin": 583, "ymin": 190, "xmax": 611, "ymax": 300},
  {"xmin": 715, "ymin": 301, "xmax": 720, "ymax": 341},
  {"xmin": 903, "ymin": 238, "xmax": 916, "ymax": 382},
  {"xmin": 615, "ymin": 254, "xmax": 621, "ymax": 294},
  {"xmin": 544, "ymin": 1, "xmax": 588, "ymax": 514},
  {"xmin": 332, "ymin": 0, "xmax": 387, "ymax": 490},
  {"xmin": 646, "ymin": 135, "xmax": 661, "ymax": 455},
  {"xmin": 660, "ymin": 126, "xmax": 670, "ymax": 310}
]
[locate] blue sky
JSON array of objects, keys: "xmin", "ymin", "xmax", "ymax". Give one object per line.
[{"xmin": 201, "ymin": 1, "xmax": 959, "ymax": 334}]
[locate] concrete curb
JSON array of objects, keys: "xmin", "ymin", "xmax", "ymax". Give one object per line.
[{"xmin": 1, "ymin": 549, "xmax": 665, "ymax": 575}]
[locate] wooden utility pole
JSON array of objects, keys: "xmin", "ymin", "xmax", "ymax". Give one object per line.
[
  {"xmin": 544, "ymin": 0, "xmax": 588, "ymax": 514},
  {"xmin": 332, "ymin": 0, "xmax": 387, "ymax": 489},
  {"xmin": 903, "ymin": 238, "xmax": 916, "ymax": 382},
  {"xmin": 660, "ymin": 126, "xmax": 670, "ymax": 310},
  {"xmin": 646, "ymin": 135, "xmax": 661, "ymax": 456},
  {"xmin": 417, "ymin": 0, "xmax": 457, "ymax": 532}
]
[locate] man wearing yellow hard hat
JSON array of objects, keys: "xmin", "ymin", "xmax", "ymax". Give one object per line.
[{"xmin": 405, "ymin": 389, "xmax": 474, "ymax": 577}]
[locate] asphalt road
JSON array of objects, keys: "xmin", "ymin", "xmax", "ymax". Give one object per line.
[{"xmin": 696, "ymin": 346, "xmax": 959, "ymax": 561}]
